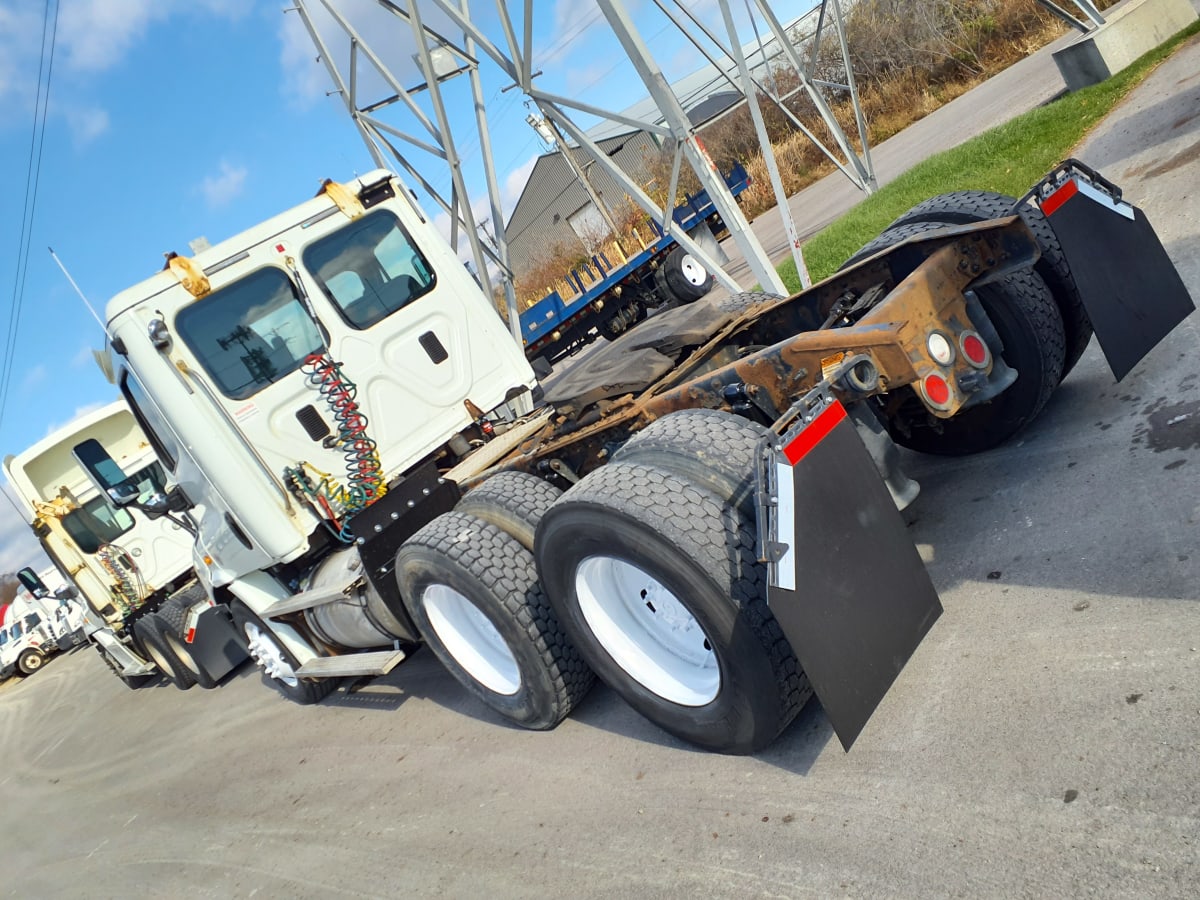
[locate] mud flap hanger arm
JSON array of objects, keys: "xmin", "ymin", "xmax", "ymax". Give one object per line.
[{"xmin": 754, "ymin": 371, "xmax": 943, "ymax": 751}]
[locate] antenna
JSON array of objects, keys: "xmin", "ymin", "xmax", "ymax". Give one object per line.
[{"xmin": 47, "ymin": 247, "xmax": 106, "ymax": 332}]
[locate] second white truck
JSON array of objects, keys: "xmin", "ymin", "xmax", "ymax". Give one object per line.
[{"xmin": 4, "ymin": 402, "xmax": 246, "ymax": 690}]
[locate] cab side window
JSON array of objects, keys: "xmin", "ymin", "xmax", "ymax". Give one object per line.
[{"xmin": 303, "ymin": 209, "xmax": 436, "ymax": 329}]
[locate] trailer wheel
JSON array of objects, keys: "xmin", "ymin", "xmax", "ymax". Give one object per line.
[
  {"xmin": 156, "ymin": 593, "xmax": 217, "ymax": 689},
  {"xmin": 885, "ymin": 190, "xmax": 1092, "ymax": 379},
  {"xmin": 613, "ymin": 408, "xmax": 767, "ymax": 516},
  {"xmin": 230, "ymin": 602, "xmax": 337, "ymax": 705},
  {"xmin": 535, "ymin": 462, "xmax": 810, "ymax": 754},
  {"xmin": 455, "ymin": 471, "xmax": 562, "ymax": 551},
  {"xmin": 17, "ymin": 648, "xmax": 45, "ymax": 676},
  {"xmin": 662, "ymin": 246, "xmax": 714, "ymax": 303},
  {"xmin": 133, "ymin": 613, "xmax": 197, "ymax": 690},
  {"xmin": 396, "ymin": 511, "xmax": 593, "ymax": 730},
  {"xmin": 846, "ymin": 221, "xmax": 1066, "ymax": 455}
]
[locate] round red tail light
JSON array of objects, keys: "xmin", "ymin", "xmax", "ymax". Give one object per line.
[
  {"xmin": 960, "ymin": 332, "xmax": 990, "ymax": 368},
  {"xmin": 922, "ymin": 373, "xmax": 953, "ymax": 410}
]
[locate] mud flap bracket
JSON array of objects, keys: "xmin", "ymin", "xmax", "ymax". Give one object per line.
[{"xmin": 758, "ymin": 386, "xmax": 942, "ymax": 750}]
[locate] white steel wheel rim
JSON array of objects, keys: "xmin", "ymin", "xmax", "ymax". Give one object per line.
[
  {"xmin": 144, "ymin": 639, "xmax": 175, "ymax": 677},
  {"xmin": 24, "ymin": 653, "xmax": 42, "ymax": 672},
  {"xmin": 575, "ymin": 555, "xmax": 719, "ymax": 706},
  {"xmin": 163, "ymin": 632, "xmax": 201, "ymax": 675},
  {"xmin": 243, "ymin": 621, "xmax": 299, "ymax": 688},
  {"xmin": 679, "ymin": 254, "xmax": 708, "ymax": 287},
  {"xmin": 422, "ymin": 585, "xmax": 521, "ymax": 696}
]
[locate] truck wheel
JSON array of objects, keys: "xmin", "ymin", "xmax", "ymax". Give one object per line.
[
  {"xmin": 395, "ymin": 511, "xmax": 594, "ymax": 730},
  {"xmin": 156, "ymin": 597, "xmax": 217, "ymax": 689},
  {"xmin": 613, "ymin": 408, "xmax": 767, "ymax": 516},
  {"xmin": 17, "ymin": 648, "xmax": 45, "ymax": 676},
  {"xmin": 885, "ymin": 190, "xmax": 1092, "ymax": 379},
  {"xmin": 455, "ymin": 471, "xmax": 562, "ymax": 551},
  {"xmin": 716, "ymin": 291, "xmax": 781, "ymax": 316},
  {"xmin": 230, "ymin": 602, "xmax": 336, "ymax": 704},
  {"xmin": 662, "ymin": 246, "xmax": 714, "ymax": 303},
  {"xmin": 133, "ymin": 613, "xmax": 197, "ymax": 690},
  {"xmin": 846, "ymin": 220, "xmax": 1066, "ymax": 455},
  {"xmin": 535, "ymin": 462, "xmax": 810, "ymax": 754}
]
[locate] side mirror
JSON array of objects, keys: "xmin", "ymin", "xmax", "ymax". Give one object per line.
[
  {"xmin": 139, "ymin": 491, "xmax": 172, "ymax": 519},
  {"xmin": 53, "ymin": 584, "xmax": 79, "ymax": 602},
  {"xmin": 73, "ymin": 439, "xmax": 137, "ymax": 505},
  {"xmin": 17, "ymin": 567, "xmax": 50, "ymax": 599}
]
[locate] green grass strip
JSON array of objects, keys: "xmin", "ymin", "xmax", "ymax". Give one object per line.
[{"xmin": 777, "ymin": 20, "xmax": 1200, "ymax": 291}]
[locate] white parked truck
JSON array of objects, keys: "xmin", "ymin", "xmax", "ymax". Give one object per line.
[
  {"xmin": 77, "ymin": 161, "xmax": 1191, "ymax": 752},
  {"xmin": 0, "ymin": 588, "xmax": 79, "ymax": 679},
  {"xmin": 4, "ymin": 402, "xmax": 246, "ymax": 690}
]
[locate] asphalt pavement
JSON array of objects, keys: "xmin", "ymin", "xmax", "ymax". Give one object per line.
[{"xmin": 2, "ymin": 24, "xmax": 1200, "ymax": 900}]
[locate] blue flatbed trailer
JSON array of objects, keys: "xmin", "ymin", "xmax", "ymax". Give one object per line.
[{"xmin": 519, "ymin": 163, "xmax": 751, "ymax": 363}]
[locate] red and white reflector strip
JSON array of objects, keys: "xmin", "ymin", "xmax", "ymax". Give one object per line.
[
  {"xmin": 921, "ymin": 373, "xmax": 954, "ymax": 410},
  {"xmin": 960, "ymin": 331, "xmax": 990, "ymax": 368},
  {"xmin": 1042, "ymin": 177, "xmax": 1135, "ymax": 220},
  {"xmin": 186, "ymin": 627, "xmax": 197, "ymax": 644},
  {"xmin": 775, "ymin": 401, "xmax": 848, "ymax": 592}
]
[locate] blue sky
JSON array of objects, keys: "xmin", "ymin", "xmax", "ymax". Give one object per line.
[{"xmin": 0, "ymin": 0, "xmax": 797, "ymax": 572}]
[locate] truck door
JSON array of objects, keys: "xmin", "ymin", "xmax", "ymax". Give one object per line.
[{"xmin": 169, "ymin": 194, "xmax": 531, "ymax": 493}]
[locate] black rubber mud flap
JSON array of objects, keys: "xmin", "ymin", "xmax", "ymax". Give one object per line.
[
  {"xmin": 761, "ymin": 396, "xmax": 942, "ymax": 751},
  {"xmin": 1035, "ymin": 163, "xmax": 1194, "ymax": 381}
]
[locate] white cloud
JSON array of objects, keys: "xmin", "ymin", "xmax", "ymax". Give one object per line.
[
  {"xmin": 0, "ymin": 482, "xmax": 48, "ymax": 576},
  {"xmin": 56, "ymin": 0, "xmax": 246, "ymax": 74},
  {"xmin": 279, "ymin": 6, "xmax": 329, "ymax": 111},
  {"xmin": 431, "ymin": 191, "xmax": 494, "ymax": 261},
  {"xmin": 71, "ymin": 343, "xmax": 96, "ymax": 369},
  {"xmin": 503, "ymin": 154, "xmax": 539, "ymax": 218},
  {"xmin": 537, "ymin": 0, "xmax": 608, "ymax": 67},
  {"xmin": 62, "ymin": 104, "xmax": 109, "ymax": 147},
  {"xmin": 278, "ymin": 0, "xmax": 456, "ymax": 111},
  {"xmin": 19, "ymin": 364, "xmax": 48, "ymax": 395},
  {"xmin": 0, "ymin": 1, "xmax": 245, "ymax": 145},
  {"xmin": 42, "ymin": 400, "xmax": 112, "ymax": 439},
  {"xmin": 199, "ymin": 160, "xmax": 248, "ymax": 209}
]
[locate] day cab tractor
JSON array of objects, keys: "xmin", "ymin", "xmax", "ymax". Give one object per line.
[
  {"xmin": 78, "ymin": 160, "xmax": 1191, "ymax": 752},
  {"xmin": 4, "ymin": 402, "xmax": 246, "ymax": 691}
]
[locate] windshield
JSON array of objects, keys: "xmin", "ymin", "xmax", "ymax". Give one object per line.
[
  {"xmin": 176, "ymin": 266, "xmax": 324, "ymax": 400},
  {"xmin": 303, "ymin": 209, "xmax": 436, "ymax": 329}
]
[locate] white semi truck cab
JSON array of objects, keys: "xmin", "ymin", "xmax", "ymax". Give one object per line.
[
  {"xmin": 4, "ymin": 401, "xmax": 246, "ymax": 689},
  {"xmin": 86, "ymin": 170, "xmax": 541, "ymax": 704}
]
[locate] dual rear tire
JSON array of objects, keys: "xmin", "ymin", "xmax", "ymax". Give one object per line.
[
  {"xmin": 395, "ymin": 417, "xmax": 806, "ymax": 754},
  {"xmin": 394, "ymin": 474, "xmax": 595, "ymax": 731}
]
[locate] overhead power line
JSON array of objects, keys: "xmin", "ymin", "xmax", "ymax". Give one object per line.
[{"xmin": 1, "ymin": 0, "xmax": 62, "ymax": 433}]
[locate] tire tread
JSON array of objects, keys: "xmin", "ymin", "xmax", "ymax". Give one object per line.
[
  {"xmin": 399, "ymin": 511, "xmax": 594, "ymax": 728},
  {"xmin": 542, "ymin": 462, "xmax": 810, "ymax": 751}
]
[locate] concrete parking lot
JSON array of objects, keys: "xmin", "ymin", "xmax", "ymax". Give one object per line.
[{"xmin": 2, "ymin": 27, "xmax": 1198, "ymax": 900}]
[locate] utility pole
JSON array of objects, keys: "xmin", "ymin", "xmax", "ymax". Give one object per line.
[{"xmin": 527, "ymin": 113, "xmax": 628, "ymax": 257}]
